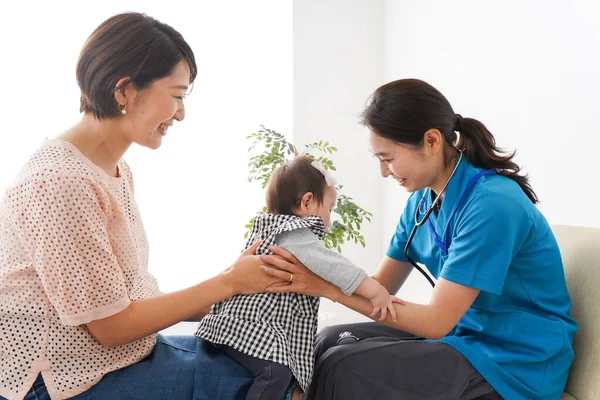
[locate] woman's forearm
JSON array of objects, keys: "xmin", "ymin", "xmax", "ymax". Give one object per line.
[
  {"xmin": 87, "ymin": 240, "xmax": 278, "ymax": 347},
  {"xmin": 372, "ymin": 257, "xmax": 414, "ymax": 295},
  {"xmin": 260, "ymin": 246, "xmax": 474, "ymax": 340},
  {"xmin": 185, "ymin": 307, "xmax": 212, "ymax": 322},
  {"xmin": 87, "ymin": 274, "xmax": 235, "ymax": 347},
  {"xmin": 330, "ymin": 290, "xmax": 446, "ymax": 340}
]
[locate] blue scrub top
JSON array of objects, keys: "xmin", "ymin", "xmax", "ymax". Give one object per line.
[{"xmin": 386, "ymin": 158, "xmax": 577, "ymax": 400}]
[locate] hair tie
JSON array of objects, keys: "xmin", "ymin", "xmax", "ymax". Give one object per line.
[
  {"xmin": 311, "ymin": 160, "xmax": 337, "ymax": 187},
  {"xmin": 454, "ymin": 114, "xmax": 463, "ymax": 131}
]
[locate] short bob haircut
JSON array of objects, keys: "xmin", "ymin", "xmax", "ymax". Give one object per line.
[{"xmin": 76, "ymin": 12, "xmax": 197, "ymax": 119}]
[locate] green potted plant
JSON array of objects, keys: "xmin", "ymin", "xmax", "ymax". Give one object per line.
[{"xmin": 245, "ymin": 125, "xmax": 372, "ymax": 253}]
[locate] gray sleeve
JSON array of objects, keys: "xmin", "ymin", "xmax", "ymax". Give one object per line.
[{"xmin": 275, "ymin": 228, "xmax": 368, "ymax": 295}]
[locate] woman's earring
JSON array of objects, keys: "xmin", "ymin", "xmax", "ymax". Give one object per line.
[{"xmin": 119, "ymin": 103, "xmax": 127, "ymax": 115}]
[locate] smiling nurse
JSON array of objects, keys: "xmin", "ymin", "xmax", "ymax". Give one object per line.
[{"xmin": 259, "ymin": 78, "xmax": 578, "ymax": 400}]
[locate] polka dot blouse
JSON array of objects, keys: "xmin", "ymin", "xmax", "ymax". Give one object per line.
[{"xmin": 0, "ymin": 139, "xmax": 160, "ymax": 399}]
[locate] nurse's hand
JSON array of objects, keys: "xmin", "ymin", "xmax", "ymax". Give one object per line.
[
  {"xmin": 260, "ymin": 246, "xmax": 341, "ymax": 300},
  {"xmin": 224, "ymin": 241, "xmax": 287, "ymax": 295}
]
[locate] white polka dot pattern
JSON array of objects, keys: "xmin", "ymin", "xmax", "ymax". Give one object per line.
[{"xmin": 0, "ymin": 139, "xmax": 160, "ymax": 399}]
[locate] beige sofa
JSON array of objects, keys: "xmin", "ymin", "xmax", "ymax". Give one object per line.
[{"xmin": 554, "ymin": 225, "xmax": 600, "ymax": 400}]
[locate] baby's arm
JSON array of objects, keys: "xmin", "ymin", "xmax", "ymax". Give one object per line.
[
  {"xmin": 276, "ymin": 229, "xmax": 404, "ymax": 320},
  {"xmin": 276, "ymin": 229, "xmax": 366, "ymax": 294},
  {"xmin": 354, "ymin": 277, "xmax": 405, "ymax": 321}
]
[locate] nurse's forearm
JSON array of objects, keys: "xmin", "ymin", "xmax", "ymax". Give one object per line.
[
  {"xmin": 372, "ymin": 256, "xmax": 413, "ymax": 295},
  {"xmin": 330, "ymin": 291, "xmax": 448, "ymax": 340},
  {"xmin": 331, "ymin": 277, "xmax": 479, "ymax": 339}
]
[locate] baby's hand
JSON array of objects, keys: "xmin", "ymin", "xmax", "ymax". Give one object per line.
[{"xmin": 368, "ymin": 285, "xmax": 405, "ymax": 321}]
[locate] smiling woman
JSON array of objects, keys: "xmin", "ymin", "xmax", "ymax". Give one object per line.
[
  {"xmin": 0, "ymin": 2, "xmax": 292, "ymax": 309},
  {"xmin": 58, "ymin": 13, "xmax": 196, "ymax": 168},
  {"xmin": 0, "ymin": 11, "xmax": 288, "ymax": 400},
  {"xmin": 261, "ymin": 78, "xmax": 576, "ymax": 400}
]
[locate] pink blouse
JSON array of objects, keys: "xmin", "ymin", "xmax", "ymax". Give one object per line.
[{"xmin": 0, "ymin": 139, "xmax": 160, "ymax": 399}]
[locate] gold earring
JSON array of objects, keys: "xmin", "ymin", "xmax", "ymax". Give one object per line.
[{"xmin": 119, "ymin": 103, "xmax": 127, "ymax": 115}]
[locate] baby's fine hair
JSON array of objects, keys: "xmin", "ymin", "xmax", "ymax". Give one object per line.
[{"xmin": 266, "ymin": 155, "xmax": 327, "ymax": 215}]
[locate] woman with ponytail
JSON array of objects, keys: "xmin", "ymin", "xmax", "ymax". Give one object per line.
[{"xmin": 260, "ymin": 79, "xmax": 577, "ymax": 400}]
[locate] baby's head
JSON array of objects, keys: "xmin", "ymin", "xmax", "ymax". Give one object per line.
[{"xmin": 266, "ymin": 155, "xmax": 337, "ymax": 227}]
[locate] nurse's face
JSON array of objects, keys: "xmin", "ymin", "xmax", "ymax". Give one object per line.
[{"xmin": 368, "ymin": 129, "xmax": 444, "ymax": 193}]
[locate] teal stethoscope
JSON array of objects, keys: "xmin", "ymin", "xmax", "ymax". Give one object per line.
[{"xmin": 404, "ymin": 150, "xmax": 496, "ymax": 287}]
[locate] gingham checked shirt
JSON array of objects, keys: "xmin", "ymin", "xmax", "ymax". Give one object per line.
[{"xmin": 196, "ymin": 213, "xmax": 365, "ymax": 390}]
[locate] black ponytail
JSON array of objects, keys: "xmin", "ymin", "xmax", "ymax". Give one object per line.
[
  {"xmin": 456, "ymin": 116, "xmax": 538, "ymax": 203},
  {"xmin": 361, "ymin": 79, "xmax": 538, "ymax": 204}
]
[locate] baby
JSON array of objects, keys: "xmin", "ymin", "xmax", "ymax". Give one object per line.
[{"xmin": 196, "ymin": 155, "xmax": 402, "ymax": 399}]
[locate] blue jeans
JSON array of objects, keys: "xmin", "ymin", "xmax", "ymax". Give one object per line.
[
  {"xmin": 0, "ymin": 374, "xmax": 51, "ymax": 400},
  {"xmin": 73, "ymin": 335, "xmax": 255, "ymax": 399},
  {"xmin": 4, "ymin": 336, "xmax": 296, "ymax": 400}
]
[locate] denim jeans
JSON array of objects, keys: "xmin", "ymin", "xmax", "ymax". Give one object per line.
[
  {"xmin": 3, "ymin": 335, "xmax": 260, "ymax": 400},
  {"xmin": 1, "ymin": 374, "xmax": 51, "ymax": 400}
]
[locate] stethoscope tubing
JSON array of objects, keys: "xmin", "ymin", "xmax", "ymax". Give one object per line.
[{"xmin": 403, "ymin": 151, "xmax": 464, "ymax": 288}]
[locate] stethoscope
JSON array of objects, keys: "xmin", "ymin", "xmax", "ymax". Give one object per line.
[{"xmin": 403, "ymin": 150, "xmax": 496, "ymax": 287}]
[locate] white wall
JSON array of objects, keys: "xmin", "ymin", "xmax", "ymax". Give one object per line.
[
  {"xmin": 381, "ymin": 0, "xmax": 600, "ymax": 303},
  {"xmin": 293, "ymin": 0, "xmax": 385, "ymax": 326}
]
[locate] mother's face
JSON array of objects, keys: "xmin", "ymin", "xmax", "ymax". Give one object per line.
[{"xmin": 116, "ymin": 61, "xmax": 190, "ymax": 150}]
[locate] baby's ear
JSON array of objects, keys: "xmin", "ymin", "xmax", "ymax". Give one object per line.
[{"xmin": 298, "ymin": 192, "xmax": 315, "ymax": 213}]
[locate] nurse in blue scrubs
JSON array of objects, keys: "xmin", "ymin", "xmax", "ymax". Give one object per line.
[{"xmin": 261, "ymin": 78, "xmax": 577, "ymax": 400}]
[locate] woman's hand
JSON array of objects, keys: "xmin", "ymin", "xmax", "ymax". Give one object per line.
[
  {"xmin": 223, "ymin": 241, "xmax": 286, "ymax": 295},
  {"xmin": 259, "ymin": 245, "xmax": 342, "ymax": 300}
]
